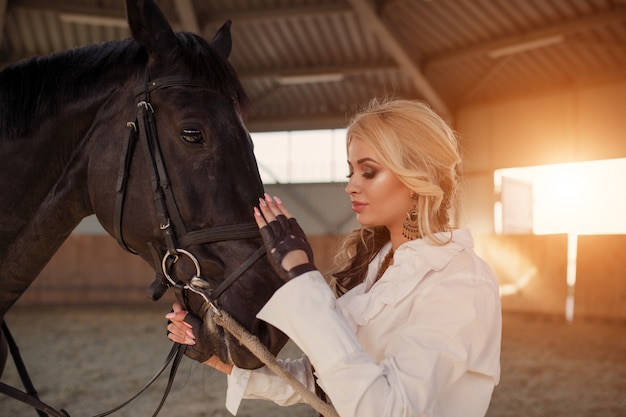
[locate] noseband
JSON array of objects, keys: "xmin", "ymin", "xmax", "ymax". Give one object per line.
[{"xmin": 113, "ymin": 74, "xmax": 265, "ymax": 309}]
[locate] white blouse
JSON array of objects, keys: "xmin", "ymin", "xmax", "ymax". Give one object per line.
[{"xmin": 225, "ymin": 228, "xmax": 501, "ymax": 417}]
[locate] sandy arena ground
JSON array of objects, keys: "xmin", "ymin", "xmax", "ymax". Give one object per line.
[{"xmin": 1, "ymin": 302, "xmax": 625, "ymax": 416}]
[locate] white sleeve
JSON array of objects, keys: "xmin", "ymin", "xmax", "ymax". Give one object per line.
[
  {"xmin": 257, "ymin": 272, "xmax": 381, "ymax": 417},
  {"xmin": 225, "ymin": 354, "xmax": 316, "ymax": 415},
  {"xmin": 256, "ymin": 270, "xmax": 500, "ymax": 417},
  {"xmin": 257, "ymin": 272, "xmax": 365, "ymax": 376},
  {"xmin": 225, "ymin": 366, "xmax": 251, "ymax": 415}
]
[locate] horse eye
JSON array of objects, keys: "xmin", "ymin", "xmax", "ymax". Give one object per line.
[{"xmin": 180, "ymin": 128, "xmax": 204, "ymax": 144}]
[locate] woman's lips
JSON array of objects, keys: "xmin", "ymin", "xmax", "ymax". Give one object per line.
[{"xmin": 351, "ymin": 201, "xmax": 367, "ymax": 213}]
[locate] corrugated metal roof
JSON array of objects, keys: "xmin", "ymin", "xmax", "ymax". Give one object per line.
[{"xmin": 1, "ymin": 0, "xmax": 625, "ymax": 131}]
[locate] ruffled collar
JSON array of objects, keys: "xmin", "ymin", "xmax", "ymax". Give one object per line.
[{"xmin": 339, "ymin": 228, "xmax": 474, "ymax": 326}]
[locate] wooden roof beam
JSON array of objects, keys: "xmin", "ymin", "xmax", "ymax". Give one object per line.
[
  {"xmin": 208, "ymin": 3, "xmax": 353, "ymax": 25},
  {"xmin": 345, "ymin": 0, "xmax": 451, "ymax": 120},
  {"xmin": 427, "ymin": 9, "xmax": 626, "ymax": 69},
  {"xmin": 239, "ymin": 62, "xmax": 399, "ymax": 83},
  {"xmin": 0, "ymin": 0, "xmax": 8, "ymax": 50}
]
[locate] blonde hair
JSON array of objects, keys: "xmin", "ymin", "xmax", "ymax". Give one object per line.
[{"xmin": 329, "ymin": 98, "xmax": 462, "ymax": 296}]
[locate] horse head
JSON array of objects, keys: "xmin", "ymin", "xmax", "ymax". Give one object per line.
[{"xmin": 88, "ymin": 0, "xmax": 288, "ymax": 369}]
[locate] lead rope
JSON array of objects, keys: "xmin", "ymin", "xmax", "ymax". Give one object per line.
[{"xmin": 211, "ymin": 309, "xmax": 340, "ymax": 417}]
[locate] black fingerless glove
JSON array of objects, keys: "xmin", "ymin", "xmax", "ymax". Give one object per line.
[{"xmin": 259, "ymin": 214, "xmax": 317, "ymax": 282}]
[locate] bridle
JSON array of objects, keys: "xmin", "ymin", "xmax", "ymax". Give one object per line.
[
  {"xmin": 113, "ymin": 74, "xmax": 266, "ymax": 310},
  {"xmin": 0, "ymin": 74, "xmax": 268, "ymax": 417},
  {"xmin": 109, "ymin": 73, "xmax": 269, "ymax": 415}
]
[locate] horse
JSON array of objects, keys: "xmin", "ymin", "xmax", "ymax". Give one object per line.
[{"xmin": 0, "ymin": 0, "xmax": 288, "ymax": 380}]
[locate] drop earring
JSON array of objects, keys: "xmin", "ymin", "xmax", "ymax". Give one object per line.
[{"xmin": 402, "ymin": 192, "xmax": 420, "ymax": 240}]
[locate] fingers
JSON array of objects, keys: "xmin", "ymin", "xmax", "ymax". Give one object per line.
[
  {"xmin": 165, "ymin": 303, "xmax": 195, "ymax": 345},
  {"xmin": 255, "ymin": 193, "xmax": 292, "ymax": 223},
  {"xmin": 253, "ymin": 206, "xmax": 266, "ymax": 228},
  {"xmin": 255, "ymin": 194, "xmax": 293, "ymax": 248},
  {"xmin": 273, "ymin": 195, "xmax": 294, "ymax": 218},
  {"xmin": 167, "ymin": 321, "xmax": 196, "ymax": 345},
  {"xmin": 166, "ymin": 304, "xmax": 189, "ymax": 324}
]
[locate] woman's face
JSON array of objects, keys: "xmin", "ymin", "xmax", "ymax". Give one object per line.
[{"xmin": 345, "ymin": 136, "xmax": 412, "ymax": 236}]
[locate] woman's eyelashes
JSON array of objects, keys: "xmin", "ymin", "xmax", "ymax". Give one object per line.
[
  {"xmin": 362, "ymin": 169, "xmax": 376, "ymax": 179},
  {"xmin": 359, "ymin": 163, "xmax": 377, "ymax": 178},
  {"xmin": 346, "ymin": 168, "xmax": 377, "ymax": 179}
]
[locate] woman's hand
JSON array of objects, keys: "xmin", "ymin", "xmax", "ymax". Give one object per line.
[
  {"xmin": 204, "ymin": 355, "xmax": 234, "ymax": 375},
  {"xmin": 165, "ymin": 303, "xmax": 233, "ymax": 374},
  {"xmin": 254, "ymin": 194, "xmax": 316, "ymax": 281},
  {"xmin": 165, "ymin": 302, "xmax": 195, "ymax": 345}
]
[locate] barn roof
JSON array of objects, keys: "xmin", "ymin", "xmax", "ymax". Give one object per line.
[{"xmin": 1, "ymin": 0, "xmax": 625, "ymax": 131}]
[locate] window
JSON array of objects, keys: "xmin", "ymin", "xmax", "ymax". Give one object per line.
[
  {"xmin": 252, "ymin": 129, "xmax": 347, "ymax": 184},
  {"xmin": 495, "ymin": 158, "xmax": 626, "ymax": 235}
]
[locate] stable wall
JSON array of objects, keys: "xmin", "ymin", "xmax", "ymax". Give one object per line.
[
  {"xmin": 473, "ymin": 234, "xmax": 569, "ymax": 317},
  {"xmin": 575, "ymin": 234, "xmax": 626, "ymax": 320},
  {"xmin": 16, "ymin": 234, "xmax": 345, "ymax": 307},
  {"xmin": 457, "ymin": 79, "xmax": 626, "ymax": 235},
  {"xmin": 18, "ymin": 233, "xmax": 626, "ymax": 321},
  {"xmin": 454, "ymin": 79, "xmax": 626, "ymax": 320}
]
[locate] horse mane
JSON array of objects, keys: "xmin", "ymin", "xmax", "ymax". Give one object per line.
[{"xmin": 0, "ymin": 32, "xmax": 250, "ymax": 139}]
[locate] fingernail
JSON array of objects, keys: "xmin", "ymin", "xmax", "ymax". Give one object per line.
[
  {"xmin": 259, "ymin": 197, "xmax": 267, "ymax": 207},
  {"xmin": 253, "ymin": 207, "xmax": 261, "ymax": 216},
  {"xmin": 274, "ymin": 196, "xmax": 282, "ymax": 205},
  {"xmin": 165, "ymin": 313, "xmax": 175, "ymax": 319},
  {"xmin": 185, "ymin": 337, "xmax": 196, "ymax": 345},
  {"xmin": 184, "ymin": 322, "xmax": 193, "ymax": 329},
  {"xmin": 186, "ymin": 330, "xmax": 195, "ymax": 339},
  {"xmin": 264, "ymin": 193, "xmax": 273, "ymax": 203}
]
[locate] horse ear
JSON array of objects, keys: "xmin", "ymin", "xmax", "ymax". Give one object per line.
[
  {"xmin": 211, "ymin": 20, "xmax": 233, "ymax": 59},
  {"xmin": 126, "ymin": 0, "xmax": 178, "ymax": 55}
]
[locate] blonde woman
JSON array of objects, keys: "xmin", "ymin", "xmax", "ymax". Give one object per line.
[{"xmin": 167, "ymin": 98, "xmax": 502, "ymax": 417}]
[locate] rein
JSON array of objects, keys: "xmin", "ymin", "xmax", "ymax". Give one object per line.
[{"xmin": 0, "ymin": 321, "xmax": 185, "ymax": 417}]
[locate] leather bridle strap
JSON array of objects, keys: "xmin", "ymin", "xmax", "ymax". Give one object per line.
[
  {"xmin": 210, "ymin": 246, "xmax": 266, "ymax": 301},
  {"xmin": 134, "ymin": 99, "xmax": 181, "ymax": 255},
  {"xmin": 113, "ymin": 122, "xmax": 139, "ymax": 254},
  {"xmin": 134, "ymin": 75, "xmax": 217, "ymax": 95},
  {"xmin": 0, "ymin": 381, "xmax": 69, "ymax": 417},
  {"xmin": 93, "ymin": 343, "xmax": 186, "ymax": 417},
  {"xmin": 102, "ymin": 75, "xmax": 266, "ymax": 416},
  {"xmin": 177, "ymin": 223, "xmax": 260, "ymax": 247},
  {"xmin": 0, "ymin": 322, "xmax": 54, "ymax": 417},
  {"xmin": 113, "ymin": 75, "xmax": 262, "ymax": 267},
  {"xmin": 132, "ymin": 74, "xmax": 229, "ymax": 256}
]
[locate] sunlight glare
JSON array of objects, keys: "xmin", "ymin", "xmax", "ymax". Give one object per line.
[{"xmin": 496, "ymin": 158, "xmax": 626, "ymax": 235}]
